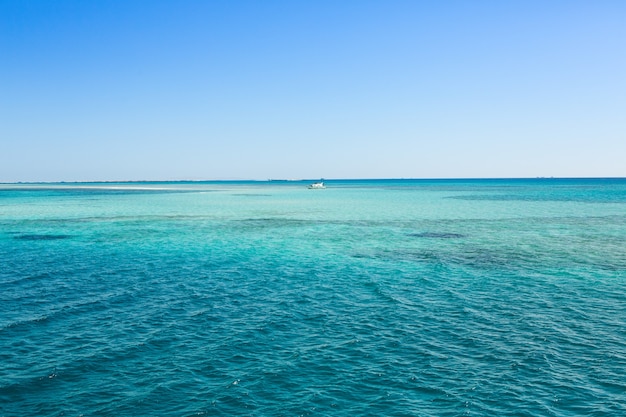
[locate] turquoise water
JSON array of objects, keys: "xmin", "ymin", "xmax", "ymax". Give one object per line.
[{"xmin": 1, "ymin": 178, "xmax": 625, "ymax": 416}]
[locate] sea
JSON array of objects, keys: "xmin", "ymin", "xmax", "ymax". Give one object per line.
[{"xmin": 1, "ymin": 178, "xmax": 625, "ymax": 416}]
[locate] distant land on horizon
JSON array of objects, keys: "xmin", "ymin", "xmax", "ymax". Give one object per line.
[{"xmin": 3, "ymin": 176, "xmax": 626, "ymax": 186}]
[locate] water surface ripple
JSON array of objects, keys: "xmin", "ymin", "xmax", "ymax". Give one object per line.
[{"xmin": 1, "ymin": 179, "xmax": 625, "ymax": 416}]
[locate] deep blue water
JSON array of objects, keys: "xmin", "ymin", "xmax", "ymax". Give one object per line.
[{"xmin": 1, "ymin": 179, "xmax": 625, "ymax": 416}]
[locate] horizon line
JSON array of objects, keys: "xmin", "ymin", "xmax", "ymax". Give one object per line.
[{"xmin": 2, "ymin": 176, "xmax": 626, "ymax": 185}]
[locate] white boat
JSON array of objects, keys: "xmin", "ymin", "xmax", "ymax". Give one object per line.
[{"xmin": 308, "ymin": 181, "xmax": 325, "ymax": 189}]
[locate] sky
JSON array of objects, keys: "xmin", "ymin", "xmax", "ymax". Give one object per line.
[{"xmin": 1, "ymin": 0, "xmax": 625, "ymax": 182}]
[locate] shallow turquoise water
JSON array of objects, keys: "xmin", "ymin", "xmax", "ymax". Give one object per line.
[{"xmin": 1, "ymin": 179, "xmax": 625, "ymax": 416}]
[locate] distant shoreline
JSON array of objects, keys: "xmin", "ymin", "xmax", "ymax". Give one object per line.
[{"xmin": 2, "ymin": 177, "xmax": 625, "ymax": 185}]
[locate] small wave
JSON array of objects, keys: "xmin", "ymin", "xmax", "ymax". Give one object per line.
[{"xmin": 0, "ymin": 315, "xmax": 49, "ymax": 332}]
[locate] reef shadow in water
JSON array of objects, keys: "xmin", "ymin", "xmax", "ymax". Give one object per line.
[
  {"xmin": 408, "ymin": 232, "xmax": 466, "ymax": 239},
  {"xmin": 233, "ymin": 194, "xmax": 273, "ymax": 197},
  {"xmin": 14, "ymin": 234, "xmax": 72, "ymax": 241}
]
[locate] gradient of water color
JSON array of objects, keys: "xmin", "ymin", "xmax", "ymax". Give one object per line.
[{"xmin": 1, "ymin": 178, "xmax": 625, "ymax": 416}]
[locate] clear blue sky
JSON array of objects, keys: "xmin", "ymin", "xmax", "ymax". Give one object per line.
[{"xmin": 1, "ymin": 0, "xmax": 625, "ymax": 181}]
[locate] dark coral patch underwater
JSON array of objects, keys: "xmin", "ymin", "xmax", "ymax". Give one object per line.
[
  {"xmin": 407, "ymin": 232, "xmax": 466, "ymax": 239},
  {"xmin": 13, "ymin": 234, "xmax": 72, "ymax": 241}
]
